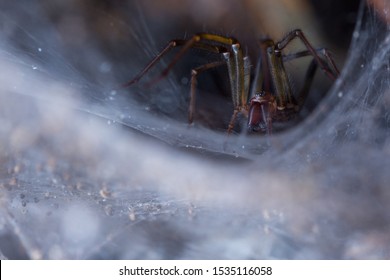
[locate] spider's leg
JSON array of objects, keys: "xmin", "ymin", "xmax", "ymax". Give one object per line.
[
  {"xmin": 276, "ymin": 29, "xmax": 339, "ymax": 80},
  {"xmin": 281, "ymin": 47, "xmax": 339, "ymax": 109},
  {"xmin": 223, "ymin": 49, "xmax": 250, "ymax": 134},
  {"xmin": 283, "ymin": 48, "xmax": 339, "ymax": 78},
  {"xmin": 146, "ymin": 36, "xmax": 206, "ymax": 86},
  {"xmin": 227, "ymin": 108, "xmax": 240, "ymax": 135},
  {"xmin": 194, "ymin": 33, "xmax": 249, "ymax": 109},
  {"xmin": 188, "ymin": 40, "xmax": 249, "ymax": 130},
  {"xmin": 189, "ymin": 61, "xmax": 226, "ymax": 124},
  {"xmin": 223, "ymin": 52, "xmax": 238, "ymax": 108},
  {"xmin": 126, "ymin": 32, "xmax": 250, "ymax": 133},
  {"xmin": 122, "ymin": 39, "xmax": 184, "ymax": 87},
  {"xmin": 267, "ymin": 44, "xmax": 292, "ymax": 109},
  {"xmin": 123, "ymin": 34, "xmax": 230, "ymax": 87},
  {"xmin": 148, "ymin": 33, "xmax": 240, "ymax": 87},
  {"xmin": 283, "ymin": 49, "xmax": 313, "ymax": 62},
  {"xmin": 232, "ymin": 44, "xmax": 248, "ymax": 106},
  {"xmin": 316, "ymin": 48, "xmax": 340, "ymax": 78}
]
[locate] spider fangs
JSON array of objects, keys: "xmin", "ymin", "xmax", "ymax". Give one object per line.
[{"xmin": 124, "ymin": 29, "xmax": 340, "ymax": 135}]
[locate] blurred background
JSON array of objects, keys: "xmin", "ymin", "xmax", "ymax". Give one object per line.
[{"xmin": 0, "ymin": 0, "xmax": 389, "ymax": 259}]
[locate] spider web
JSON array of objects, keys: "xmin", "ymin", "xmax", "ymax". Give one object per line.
[{"xmin": 0, "ymin": 0, "xmax": 389, "ymax": 259}]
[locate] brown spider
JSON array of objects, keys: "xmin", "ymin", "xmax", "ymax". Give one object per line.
[{"xmin": 124, "ymin": 29, "xmax": 339, "ymax": 135}]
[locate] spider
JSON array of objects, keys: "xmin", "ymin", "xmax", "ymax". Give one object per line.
[{"xmin": 124, "ymin": 29, "xmax": 340, "ymax": 135}]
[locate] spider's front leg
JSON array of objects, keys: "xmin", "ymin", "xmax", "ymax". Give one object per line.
[
  {"xmin": 277, "ymin": 29, "xmax": 339, "ymax": 80},
  {"xmin": 189, "ymin": 61, "xmax": 226, "ymax": 124}
]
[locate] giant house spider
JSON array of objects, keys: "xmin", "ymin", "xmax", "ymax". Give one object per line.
[{"xmin": 124, "ymin": 29, "xmax": 339, "ymax": 135}]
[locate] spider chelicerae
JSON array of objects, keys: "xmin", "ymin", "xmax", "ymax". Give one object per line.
[{"xmin": 124, "ymin": 29, "xmax": 339, "ymax": 135}]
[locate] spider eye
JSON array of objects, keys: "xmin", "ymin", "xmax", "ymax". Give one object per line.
[{"xmin": 257, "ymin": 91, "xmax": 266, "ymax": 97}]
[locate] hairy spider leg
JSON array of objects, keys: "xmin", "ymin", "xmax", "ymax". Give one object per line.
[
  {"xmin": 188, "ymin": 51, "xmax": 249, "ymax": 125},
  {"xmin": 122, "ymin": 40, "xmax": 178, "ymax": 87},
  {"xmin": 176, "ymin": 36, "xmax": 250, "ymax": 129},
  {"xmin": 277, "ymin": 29, "xmax": 339, "ymax": 80},
  {"xmin": 122, "ymin": 38, "xmax": 227, "ymax": 87},
  {"xmin": 282, "ymin": 48, "xmax": 339, "ymax": 110},
  {"xmin": 280, "ymin": 48, "xmax": 339, "ymax": 108},
  {"xmin": 124, "ymin": 33, "xmax": 251, "ymax": 132},
  {"xmin": 263, "ymin": 29, "xmax": 340, "ymax": 115},
  {"xmin": 225, "ymin": 52, "xmax": 251, "ymax": 135},
  {"xmin": 189, "ymin": 61, "xmax": 226, "ymax": 123},
  {"xmin": 174, "ymin": 35, "xmax": 250, "ymax": 123},
  {"xmin": 283, "ymin": 48, "xmax": 339, "ymax": 78}
]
